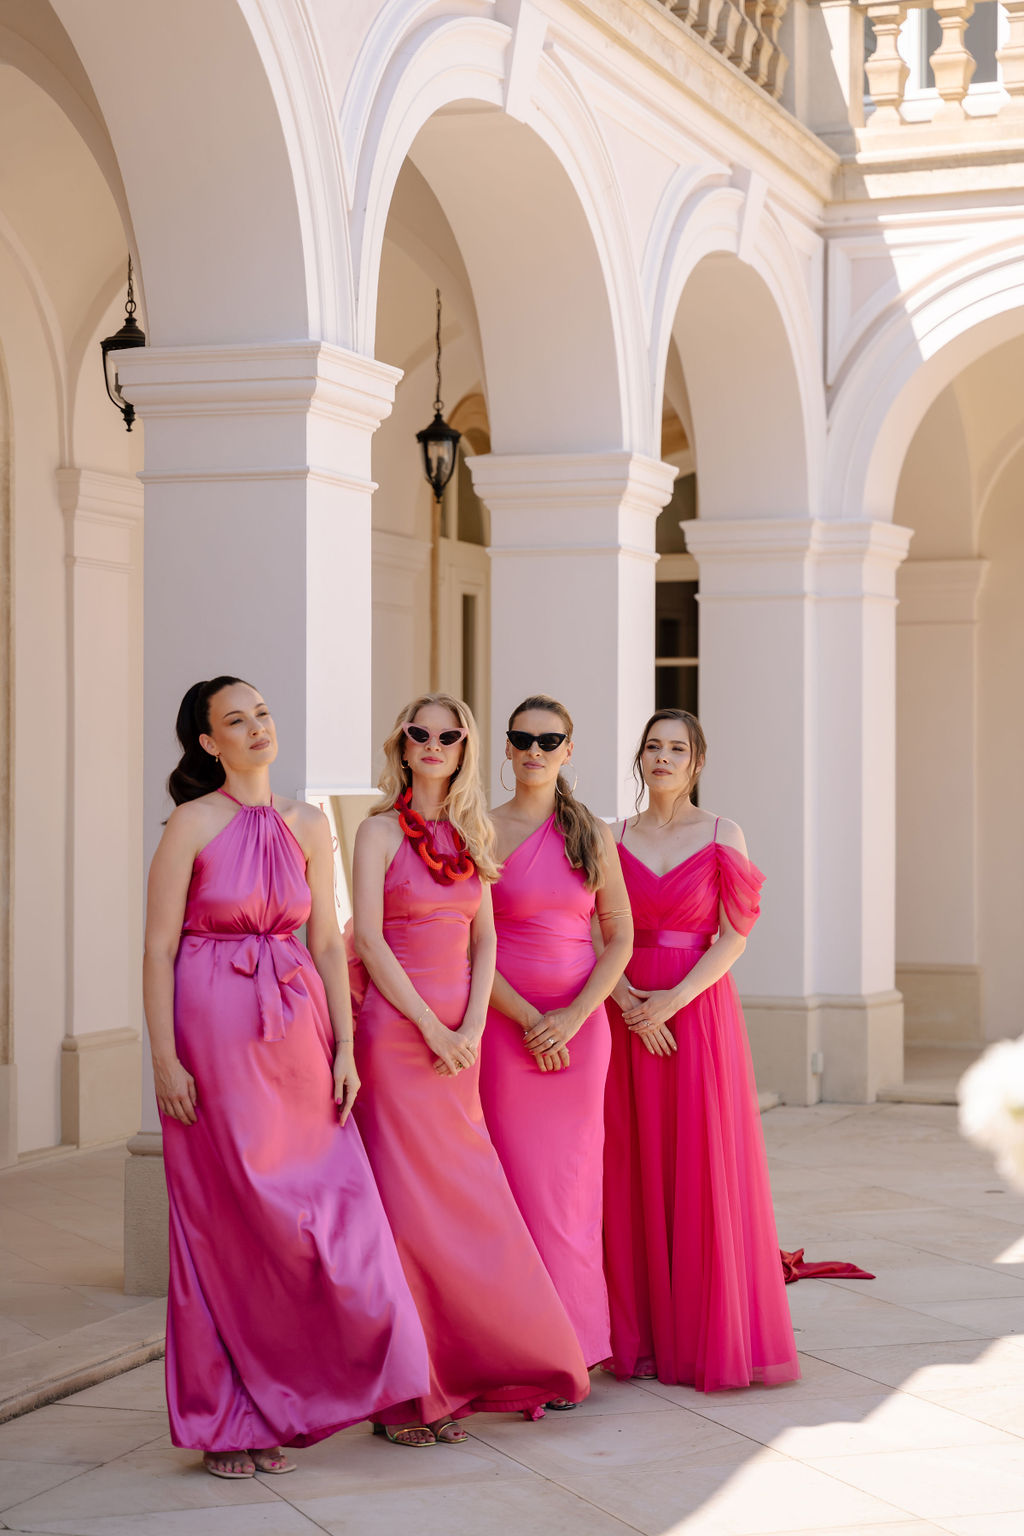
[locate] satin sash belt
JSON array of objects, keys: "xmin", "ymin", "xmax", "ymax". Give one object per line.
[
  {"xmin": 633, "ymin": 929, "xmax": 714, "ymax": 950},
  {"xmin": 181, "ymin": 930, "xmax": 300, "ymax": 1042}
]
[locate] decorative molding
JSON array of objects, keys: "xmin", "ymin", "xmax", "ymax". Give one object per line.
[
  {"xmin": 116, "ymin": 342, "xmax": 402, "ymax": 431},
  {"xmin": 372, "ymin": 528, "xmax": 430, "ymax": 575},
  {"xmin": 682, "ymin": 517, "xmax": 913, "ymax": 599},
  {"xmin": 896, "ymin": 558, "xmax": 990, "ymax": 624},
  {"xmin": 138, "ymin": 466, "xmax": 376, "ymax": 493}
]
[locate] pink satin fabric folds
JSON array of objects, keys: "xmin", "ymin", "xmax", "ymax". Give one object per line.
[
  {"xmin": 480, "ymin": 815, "xmax": 612, "ymax": 1366},
  {"xmin": 353, "ymin": 825, "xmax": 590, "ymax": 1424},
  {"xmin": 164, "ymin": 803, "xmax": 429, "ymax": 1451},
  {"xmin": 603, "ymin": 837, "xmax": 800, "ymax": 1392}
]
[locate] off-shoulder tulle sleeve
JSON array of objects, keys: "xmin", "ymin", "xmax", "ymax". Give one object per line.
[{"xmin": 717, "ymin": 843, "xmax": 764, "ymax": 936}]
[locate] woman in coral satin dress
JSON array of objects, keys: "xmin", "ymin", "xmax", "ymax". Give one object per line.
[
  {"xmin": 351, "ymin": 693, "xmax": 590, "ymax": 1446},
  {"xmin": 143, "ymin": 678, "xmax": 429, "ymax": 1479},
  {"xmin": 603, "ymin": 708, "xmax": 799, "ymax": 1391},
  {"xmin": 481, "ymin": 695, "xmax": 632, "ymax": 1377}
]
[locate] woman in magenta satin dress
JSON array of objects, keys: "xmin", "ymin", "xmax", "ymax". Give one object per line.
[
  {"xmin": 351, "ymin": 693, "xmax": 590, "ymax": 1446},
  {"xmin": 143, "ymin": 678, "xmax": 428, "ymax": 1479},
  {"xmin": 481, "ymin": 696, "xmax": 632, "ymax": 1379},
  {"xmin": 603, "ymin": 709, "xmax": 799, "ymax": 1392}
]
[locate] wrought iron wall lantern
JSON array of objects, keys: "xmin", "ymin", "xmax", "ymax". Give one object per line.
[
  {"xmin": 416, "ymin": 289, "xmax": 461, "ymax": 690},
  {"xmin": 101, "ymin": 257, "xmax": 146, "ymax": 431}
]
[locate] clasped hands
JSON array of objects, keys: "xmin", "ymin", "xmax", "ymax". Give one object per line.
[
  {"xmin": 521, "ymin": 1006, "xmax": 580, "ymax": 1073},
  {"xmin": 420, "ymin": 1010, "xmax": 483, "ymax": 1079},
  {"xmin": 618, "ymin": 985, "xmax": 680, "ymax": 1057}
]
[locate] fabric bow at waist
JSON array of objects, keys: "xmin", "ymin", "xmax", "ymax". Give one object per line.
[
  {"xmin": 181, "ymin": 930, "xmax": 300, "ymax": 1041},
  {"xmin": 633, "ymin": 928, "xmax": 715, "ymax": 950}
]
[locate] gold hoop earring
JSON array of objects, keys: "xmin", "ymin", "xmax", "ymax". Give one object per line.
[
  {"xmin": 500, "ymin": 761, "xmax": 513, "ymax": 792},
  {"xmin": 557, "ymin": 770, "xmax": 578, "ymax": 796}
]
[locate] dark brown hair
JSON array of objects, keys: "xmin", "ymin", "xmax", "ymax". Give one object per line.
[
  {"xmin": 508, "ymin": 694, "xmax": 606, "ymax": 892},
  {"xmin": 632, "ymin": 709, "xmax": 707, "ymax": 813},
  {"xmin": 167, "ymin": 677, "xmax": 253, "ymax": 805}
]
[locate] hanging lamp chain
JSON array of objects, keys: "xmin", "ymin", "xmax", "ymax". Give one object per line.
[
  {"xmin": 126, "ymin": 256, "xmax": 137, "ymax": 320},
  {"xmin": 434, "ymin": 287, "xmax": 443, "ymax": 414}
]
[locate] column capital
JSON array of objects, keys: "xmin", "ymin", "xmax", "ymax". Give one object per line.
[
  {"xmin": 116, "ymin": 341, "xmax": 402, "ymax": 425},
  {"xmin": 897, "ymin": 557, "xmax": 990, "ymax": 624},
  {"xmin": 681, "ymin": 517, "xmax": 913, "ymax": 598},
  {"xmin": 468, "ymin": 451, "xmax": 677, "ymax": 558}
]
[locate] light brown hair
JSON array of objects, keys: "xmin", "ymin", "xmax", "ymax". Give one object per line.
[
  {"xmin": 508, "ymin": 694, "xmax": 606, "ymax": 892},
  {"xmin": 632, "ymin": 708, "xmax": 707, "ymax": 814}
]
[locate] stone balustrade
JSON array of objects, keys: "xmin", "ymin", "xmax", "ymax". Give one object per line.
[
  {"xmin": 656, "ymin": 0, "xmax": 792, "ymax": 99},
  {"xmin": 860, "ymin": 0, "xmax": 1022, "ymax": 127},
  {"xmin": 651, "ymin": 0, "xmax": 1024, "ymax": 135}
]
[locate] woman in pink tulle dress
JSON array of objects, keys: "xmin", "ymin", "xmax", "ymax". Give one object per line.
[
  {"xmin": 351, "ymin": 693, "xmax": 590, "ymax": 1447},
  {"xmin": 481, "ymin": 695, "xmax": 632, "ymax": 1381},
  {"xmin": 143, "ymin": 678, "xmax": 429, "ymax": 1479},
  {"xmin": 603, "ymin": 708, "xmax": 799, "ymax": 1391}
]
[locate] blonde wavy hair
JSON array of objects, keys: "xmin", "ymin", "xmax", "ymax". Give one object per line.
[{"xmin": 371, "ymin": 693, "xmax": 499, "ymax": 883}]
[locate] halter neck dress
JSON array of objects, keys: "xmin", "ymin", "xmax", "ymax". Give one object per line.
[
  {"xmin": 353, "ymin": 819, "xmax": 590, "ymax": 1425},
  {"xmin": 163, "ymin": 790, "xmax": 429, "ymax": 1450},
  {"xmin": 479, "ymin": 814, "xmax": 612, "ymax": 1366},
  {"xmin": 603, "ymin": 820, "xmax": 799, "ymax": 1391}
]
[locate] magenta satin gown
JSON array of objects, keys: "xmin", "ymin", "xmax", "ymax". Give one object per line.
[
  {"xmin": 603, "ymin": 827, "xmax": 799, "ymax": 1391},
  {"xmin": 479, "ymin": 816, "xmax": 612, "ymax": 1366},
  {"xmin": 163, "ymin": 797, "xmax": 429, "ymax": 1450},
  {"xmin": 353, "ymin": 822, "xmax": 590, "ymax": 1424}
]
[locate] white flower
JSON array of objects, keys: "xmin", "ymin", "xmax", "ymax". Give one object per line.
[{"xmin": 959, "ymin": 1036, "xmax": 1024, "ymax": 1190}]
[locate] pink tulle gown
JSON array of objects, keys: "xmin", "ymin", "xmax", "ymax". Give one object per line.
[
  {"xmin": 603, "ymin": 821, "xmax": 799, "ymax": 1391},
  {"xmin": 479, "ymin": 815, "xmax": 612, "ymax": 1366},
  {"xmin": 353, "ymin": 821, "xmax": 590, "ymax": 1425},
  {"xmin": 162, "ymin": 792, "xmax": 429, "ymax": 1451}
]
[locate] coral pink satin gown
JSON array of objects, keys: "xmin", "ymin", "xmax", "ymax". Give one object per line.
[
  {"xmin": 603, "ymin": 824, "xmax": 799, "ymax": 1391},
  {"xmin": 163, "ymin": 795, "xmax": 429, "ymax": 1451},
  {"xmin": 479, "ymin": 815, "xmax": 612, "ymax": 1366},
  {"xmin": 353, "ymin": 822, "xmax": 590, "ymax": 1424}
]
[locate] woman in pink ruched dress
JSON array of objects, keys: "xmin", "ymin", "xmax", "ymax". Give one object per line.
[
  {"xmin": 351, "ymin": 693, "xmax": 590, "ymax": 1447},
  {"xmin": 603, "ymin": 708, "xmax": 799, "ymax": 1392},
  {"xmin": 143, "ymin": 678, "xmax": 428, "ymax": 1479},
  {"xmin": 481, "ymin": 696, "xmax": 632, "ymax": 1383}
]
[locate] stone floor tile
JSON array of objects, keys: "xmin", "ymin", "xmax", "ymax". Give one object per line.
[
  {"xmin": 567, "ymin": 1371, "xmax": 682, "ymax": 1416},
  {"xmin": 63, "ymin": 1361, "xmax": 167, "ymax": 1412},
  {"xmin": 0, "ymin": 1284, "xmax": 134, "ymax": 1341},
  {"xmin": 806, "ymin": 1444, "xmax": 1024, "ymax": 1519},
  {"xmin": 568, "ymin": 1452, "xmax": 911, "ymax": 1534},
  {"xmin": 291, "ymin": 1476, "xmax": 639, "ymax": 1536},
  {"xmin": 808, "ymin": 1337, "xmax": 1024, "ymax": 1395},
  {"xmin": 822, "ymin": 1264, "xmax": 1024, "ymax": 1307},
  {"xmin": 636, "ymin": 1356, "xmax": 883, "ymax": 1411},
  {"xmin": 786, "ymin": 1284, "xmax": 985, "ymax": 1351},
  {"xmin": 681, "ymin": 1389, "xmax": 1015, "ymax": 1459},
  {"xmin": 935, "ymin": 1516, "xmax": 1024, "ymax": 1534},
  {"xmin": 255, "ymin": 1418, "xmax": 539, "ymax": 1497},
  {"xmin": 896, "ymin": 1298, "xmax": 1024, "ymax": 1336},
  {"xmin": 0, "ymin": 1443, "xmax": 284, "ymax": 1524},
  {"xmin": 0, "ymin": 1405, "xmax": 168, "ymax": 1465},
  {"xmin": 3, "ymin": 1504, "xmax": 331, "ymax": 1536},
  {"xmin": 467, "ymin": 1402, "xmax": 754, "ymax": 1481},
  {"xmin": 766, "ymin": 1526, "xmax": 952, "ymax": 1536},
  {"xmin": 0, "ymin": 1458, "xmax": 93, "ymax": 1512}
]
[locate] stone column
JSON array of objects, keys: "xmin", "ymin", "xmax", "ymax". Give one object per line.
[
  {"xmin": 895, "ymin": 559, "xmax": 988, "ymax": 1046},
  {"xmin": 56, "ymin": 469, "xmax": 144, "ymax": 1149},
  {"xmin": 116, "ymin": 342, "xmax": 401, "ymax": 1294},
  {"xmin": 468, "ymin": 453, "xmax": 678, "ymax": 817},
  {"xmin": 682, "ymin": 517, "xmax": 912, "ymax": 1105}
]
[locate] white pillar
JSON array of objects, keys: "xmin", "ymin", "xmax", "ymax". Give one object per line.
[
  {"xmin": 56, "ymin": 469, "xmax": 144, "ymax": 1148},
  {"xmin": 896, "ymin": 559, "xmax": 987, "ymax": 1045},
  {"xmin": 683, "ymin": 517, "xmax": 912, "ymax": 1104},
  {"xmin": 468, "ymin": 453, "xmax": 677, "ymax": 817},
  {"xmin": 116, "ymin": 342, "xmax": 400, "ymax": 1294}
]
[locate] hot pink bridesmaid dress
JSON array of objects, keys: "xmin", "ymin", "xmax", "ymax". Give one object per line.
[
  {"xmin": 479, "ymin": 815, "xmax": 612, "ymax": 1366},
  {"xmin": 163, "ymin": 793, "xmax": 429, "ymax": 1451},
  {"xmin": 603, "ymin": 822, "xmax": 799, "ymax": 1391},
  {"xmin": 353, "ymin": 821, "xmax": 590, "ymax": 1425}
]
